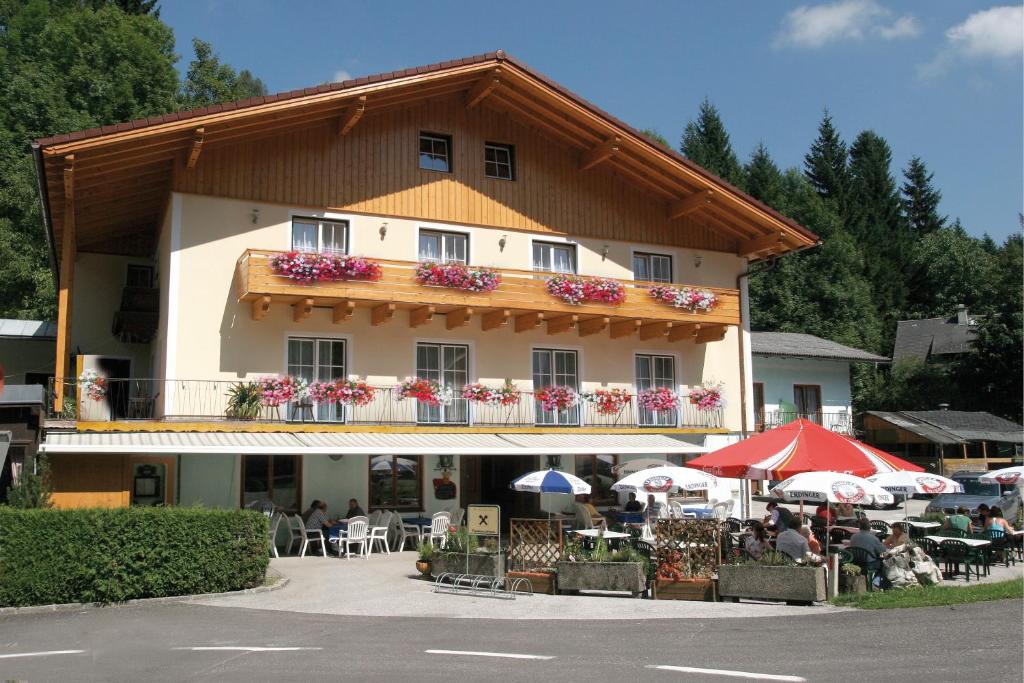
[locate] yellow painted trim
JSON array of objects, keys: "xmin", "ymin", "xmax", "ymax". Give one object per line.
[{"xmin": 76, "ymin": 420, "xmax": 728, "ymax": 435}]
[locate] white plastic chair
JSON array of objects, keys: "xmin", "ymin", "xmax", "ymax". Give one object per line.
[
  {"xmin": 268, "ymin": 512, "xmax": 284, "ymax": 558},
  {"xmin": 428, "ymin": 512, "xmax": 450, "ymax": 548},
  {"xmin": 283, "ymin": 514, "xmax": 304, "ymax": 555},
  {"xmin": 342, "ymin": 516, "xmax": 369, "ymax": 559},
  {"xmin": 668, "ymin": 501, "xmax": 685, "ymax": 519},
  {"xmin": 713, "ymin": 500, "xmax": 734, "ymax": 521},
  {"xmin": 641, "ymin": 523, "xmax": 655, "ymax": 543},
  {"xmin": 402, "ymin": 516, "xmax": 424, "ymax": 548},
  {"xmin": 367, "ymin": 511, "xmax": 392, "ymax": 555},
  {"xmin": 367, "ymin": 509, "xmax": 382, "ymax": 527},
  {"xmin": 297, "ymin": 518, "xmax": 327, "ymax": 558},
  {"xmin": 449, "ymin": 507, "xmax": 465, "ymax": 528}
]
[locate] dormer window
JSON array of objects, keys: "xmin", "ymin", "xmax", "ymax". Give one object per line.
[{"xmin": 291, "ymin": 217, "xmax": 348, "ymax": 254}]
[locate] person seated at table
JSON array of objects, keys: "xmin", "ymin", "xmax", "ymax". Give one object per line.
[
  {"xmin": 645, "ymin": 494, "xmax": 666, "ymax": 521},
  {"xmin": 850, "ymin": 518, "xmax": 886, "ymax": 570},
  {"xmin": 744, "ymin": 521, "xmax": 771, "ymax": 560},
  {"xmin": 775, "ymin": 522, "xmax": 809, "ymax": 561},
  {"xmin": 986, "ymin": 506, "xmax": 1015, "ymax": 534},
  {"xmin": 343, "ymin": 498, "xmax": 365, "ymax": 519},
  {"xmin": 836, "ymin": 502, "xmax": 856, "ymax": 520},
  {"xmin": 764, "ymin": 501, "xmax": 794, "ymax": 535},
  {"xmin": 883, "ymin": 523, "xmax": 908, "ymax": 549},
  {"xmin": 623, "ymin": 491, "xmax": 643, "ymax": 513},
  {"xmin": 798, "ymin": 525, "xmax": 823, "ymax": 554},
  {"xmin": 813, "ymin": 503, "xmax": 835, "ymax": 525},
  {"xmin": 577, "ymin": 494, "xmax": 605, "ymax": 526},
  {"xmin": 945, "ymin": 506, "xmax": 973, "ymax": 533},
  {"xmin": 304, "ymin": 499, "xmax": 333, "ymax": 532}
]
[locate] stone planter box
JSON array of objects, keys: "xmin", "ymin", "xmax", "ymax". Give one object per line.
[
  {"xmin": 718, "ymin": 565, "xmax": 826, "ymax": 605},
  {"xmin": 654, "ymin": 578, "xmax": 717, "ymax": 601},
  {"xmin": 507, "ymin": 570, "xmax": 556, "ymax": 595},
  {"xmin": 431, "ymin": 552, "xmax": 504, "ymax": 578},
  {"xmin": 555, "ymin": 561, "xmax": 645, "ymax": 597},
  {"xmin": 839, "ymin": 574, "xmax": 867, "ymax": 595}
]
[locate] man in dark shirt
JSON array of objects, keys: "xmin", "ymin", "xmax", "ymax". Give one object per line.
[
  {"xmin": 623, "ymin": 492, "xmax": 643, "ymax": 513},
  {"xmin": 850, "ymin": 518, "xmax": 887, "ymax": 571},
  {"xmin": 344, "ymin": 498, "xmax": 366, "ymax": 519}
]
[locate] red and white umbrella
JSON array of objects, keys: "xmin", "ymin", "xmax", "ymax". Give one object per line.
[
  {"xmin": 611, "ymin": 466, "xmax": 718, "ymax": 493},
  {"xmin": 868, "ymin": 471, "xmax": 964, "ymax": 496},
  {"xmin": 979, "ymin": 466, "xmax": 1024, "ymax": 486},
  {"xmin": 770, "ymin": 471, "xmax": 895, "ymax": 507}
]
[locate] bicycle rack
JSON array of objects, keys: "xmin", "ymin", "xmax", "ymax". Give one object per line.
[{"xmin": 433, "ymin": 573, "xmax": 534, "ymax": 600}]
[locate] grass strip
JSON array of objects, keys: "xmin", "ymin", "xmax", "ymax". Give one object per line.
[{"xmin": 830, "ymin": 579, "xmax": 1023, "ymax": 609}]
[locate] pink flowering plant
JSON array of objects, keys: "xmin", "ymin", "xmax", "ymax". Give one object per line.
[
  {"xmin": 415, "ymin": 262, "xmax": 500, "ymax": 292},
  {"xmin": 461, "ymin": 381, "xmax": 521, "ymax": 406},
  {"xmin": 637, "ymin": 386, "xmax": 679, "ymax": 412},
  {"xmin": 394, "ymin": 377, "xmax": 453, "ymax": 406},
  {"xmin": 270, "ymin": 251, "xmax": 383, "ymax": 283},
  {"xmin": 648, "ymin": 285, "xmax": 718, "ymax": 313},
  {"xmin": 78, "ymin": 369, "xmax": 107, "ymax": 401},
  {"xmin": 307, "ymin": 379, "xmax": 376, "ymax": 407},
  {"xmin": 257, "ymin": 375, "xmax": 308, "ymax": 407},
  {"xmin": 535, "ymin": 386, "xmax": 579, "ymax": 412},
  {"xmin": 580, "ymin": 388, "xmax": 632, "ymax": 416},
  {"xmin": 544, "ymin": 275, "xmax": 626, "ymax": 305},
  {"xmin": 688, "ymin": 381, "xmax": 726, "ymax": 412}
]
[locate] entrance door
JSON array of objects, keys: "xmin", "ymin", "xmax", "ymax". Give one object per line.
[
  {"xmin": 96, "ymin": 357, "xmax": 131, "ymax": 419},
  {"xmin": 460, "ymin": 455, "xmax": 540, "ymax": 526}
]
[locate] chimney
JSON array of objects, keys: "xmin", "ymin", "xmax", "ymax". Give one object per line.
[
  {"xmin": 956, "ymin": 304, "xmax": 968, "ymax": 326},
  {"xmin": 938, "ymin": 403, "xmax": 950, "ymax": 411}
]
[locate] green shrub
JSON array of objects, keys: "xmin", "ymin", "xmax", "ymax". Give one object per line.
[{"xmin": 0, "ymin": 506, "xmax": 270, "ymax": 607}]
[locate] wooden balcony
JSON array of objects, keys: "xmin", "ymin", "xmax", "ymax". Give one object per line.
[{"xmin": 236, "ymin": 250, "xmax": 740, "ymax": 343}]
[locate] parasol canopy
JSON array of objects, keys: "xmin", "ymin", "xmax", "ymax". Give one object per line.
[
  {"xmin": 979, "ymin": 465, "xmax": 1024, "ymax": 486},
  {"xmin": 770, "ymin": 471, "xmax": 895, "ymax": 507},
  {"xmin": 510, "ymin": 469, "xmax": 591, "ymax": 495},
  {"xmin": 611, "ymin": 466, "xmax": 718, "ymax": 494},
  {"xmin": 685, "ymin": 419, "xmax": 923, "ymax": 480},
  {"xmin": 868, "ymin": 471, "xmax": 964, "ymax": 496}
]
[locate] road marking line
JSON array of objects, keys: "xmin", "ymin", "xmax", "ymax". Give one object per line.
[
  {"xmin": 647, "ymin": 665, "xmax": 806, "ymax": 681},
  {"xmin": 0, "ymin": 650, "xmax": 87, "ymax": 659},
  {"xmin": 174, "ymin": 651, "xmax": 321, "ymax": 655},
  {"xmin": 425, "ymin": 649, "xmax": 554, "ymax": 660}
]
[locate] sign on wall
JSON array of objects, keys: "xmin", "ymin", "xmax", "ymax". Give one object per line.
[{"xmin": 467, "ymin": 504, "xmax": 500, "ymax": 536}]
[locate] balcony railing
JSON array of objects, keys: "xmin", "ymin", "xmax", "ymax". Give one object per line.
[
  {"xmin": 756, "ymin": 410, "xmax": 853, "ymax": 435},
  {"xmin": 48, "ymin": 378, "xmax": 724, "ymax": 430}
]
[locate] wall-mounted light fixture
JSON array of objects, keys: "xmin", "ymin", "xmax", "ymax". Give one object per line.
[
  {"xmin": 250, "ymin": 208, "xmax": 260, "ymax": 224},
  {"xmin": 498, "ymin": 234, "xmax": 508, "ymax": 252},
  {"xmin": 601, "ymin": 244, "xmax": 610, "ymax": 260},
  {"xmin": 693, "ymin": 254, "xmax": 704, "ymax": 269},
  {"xmin": 379, "ymin": 222, "xmax": 388, "ymax": 240}
]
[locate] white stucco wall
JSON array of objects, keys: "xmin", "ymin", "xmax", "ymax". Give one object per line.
[{"xmin": 751, "ymin": 355, "xmax": 852, "ymax": 414}]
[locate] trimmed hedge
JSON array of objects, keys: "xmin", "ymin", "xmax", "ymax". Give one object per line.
[{"xmin": 0, "ymin": 507, "xmax": 270, "ymax": 607}]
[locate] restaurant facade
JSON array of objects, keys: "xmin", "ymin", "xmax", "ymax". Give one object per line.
[{"xmin": 33, "ymin": 51, "xmax": 817, "ymax": 516}]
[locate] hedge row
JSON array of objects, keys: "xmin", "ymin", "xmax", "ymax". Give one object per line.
[{"xmin": 0, "ymin": 507, "xmax": 270, "ymax": 607}]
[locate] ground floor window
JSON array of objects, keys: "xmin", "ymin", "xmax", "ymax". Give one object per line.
[
  {"xmin": 369, "ymin": 455, "xmax": 422, "ymax": 511},
  {"xmin": 575, "ymin": 454, "xmax": 617, "ymax": 506},
  {"xmin": 242, "ymin": 454, "xmax": 300, "ymax": 513}
]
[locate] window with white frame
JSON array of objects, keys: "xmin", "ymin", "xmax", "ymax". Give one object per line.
[
  {"xmin": 419, "ymin": 132, "xmax": 452, "ymax": 172},
  {"xmin": 532, "ymin": 241, "xmax": 576, "ymax": 274},
  {"xmin": 287, "ymin": 337, "xmax": 346, "ymax": 422},
  {"xmin": 633, "ymin": 252, "xmax": 672, "ymax": 283},
  {"xmin": 418, "ymin": 229, "xmax": 468, "ymax": 264},
  {"xmin": 291, "ymin": 217, "xmax": 348, "ymax": 254},
  {"xmin": 532, "ymin": 348, "xmax": 579, "ymax": 425},
  {"xmin": 415, "ymin": 343, "xmax": 469, "ymax": 424},
  {"xmin": 636, "ymin": 354, "xmax": 677, "ymax": 427},
  {"xmin": 484, "ymin": 142, "xmax": 515, "ymax": 180}
]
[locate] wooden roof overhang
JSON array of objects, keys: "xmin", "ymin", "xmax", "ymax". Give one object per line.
[{"xmin": 34, "ymin": 50, "xmax": 819, "ymax": 278}]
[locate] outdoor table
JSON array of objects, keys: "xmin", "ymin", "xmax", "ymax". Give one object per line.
[
  {"xmin": 402, "ymin": 516, "xmax": 432, "ymax": 528},
  {"xmin": 611, "ymin": 511, "xmax": 645, "ymax": 525},
  {"xmin": 327, "ymin": 521, "xmax": 349, "ymax": 545},
  {"xmin": 833, "ymin": 526, "xmax": 860, "ymax": 535},
  {"xmin": 573, "ymin": 529, "xmax": 631, "ymax": 539},
  {"xmin": 677, "ymin": 506, "xmax": 716, "ymax": 520},
  {"xmin": 925, "ymin": 535, "xmax": 991, "ymax": 548},
  {"xmin": 906, "ymin": 521, "xmax": 941, "ymax": 529}
]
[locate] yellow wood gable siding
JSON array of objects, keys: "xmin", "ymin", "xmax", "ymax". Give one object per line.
[{"xmin": 174, "ymin": 95, "xmax": 734, "ymax": 252}]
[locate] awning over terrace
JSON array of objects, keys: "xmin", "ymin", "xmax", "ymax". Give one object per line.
[{"xmin": 40, "ymin": 431, "xmax": 707, "ymax": 456}]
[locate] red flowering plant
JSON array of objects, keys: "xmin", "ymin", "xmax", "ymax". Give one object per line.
[
  {"xmin": 648, "ymin": 285, "xmax": 718, "ymax": 313},
  {"xmin": 257, "ymin": 375, "xmax": 308, "ymax": 406},
  {"xmin": 688, "ymin": 381, "xmax": 725, "ymax": 412},
  {"xmin": 580, "ymin": 388, "xmax": 632, "ymax": 416},
  {"xmin": 637, "ymin": 387, "xmax": 679, "ymax": 412},
  {"xmin": 393, "ymin": 377, "xmax": 453, "ymax": 406},
  {"xmin": 535, "ymin": 386, "xmax": 579, "ymax": 412},
  {"xmin": 461, "ymin": 381, "xmax": 521, "ymax": 406},
  {"xmin": 270, "ymin": 252, "xmax": 382, "ymax": 283},
  {"xmin": 307, "ymin": 379, "xmax": 376, "ymax": 407},
  {"xmin": 415, "ymin": 262, "xmax": 500, "ymax": 292},
  {"xmin": 78, "ymin": 369, "xmax": 107, "ymax": 401},
  {"xmin": 544, "ymin": 275, "xmax": 626, "ymax": 305}
]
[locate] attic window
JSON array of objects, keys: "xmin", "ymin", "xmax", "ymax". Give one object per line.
[
  {"xmin": 484, "ymin": 142, "xmax": 515, "ymax": 180},
  {"xmin": 419, "ymin": 133, "xmax": 452, "ymax": 173}
]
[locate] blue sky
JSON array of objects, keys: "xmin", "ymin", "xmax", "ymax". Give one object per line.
[{"xmin": 161, "ymin": 1, "xmax": 1023, "ymax": 241}]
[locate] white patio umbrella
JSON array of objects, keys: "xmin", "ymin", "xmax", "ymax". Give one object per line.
[
  {"xmin": 611, "ymin": 458, "xmax": 673, "ymax": 474},
  {"xmin": 611, "ymin": 466, "xmax": 718, "ymax": 494},
  {"xmin": 770, "ymin": 471, "xmax": 895, "ymax": 508},
  {"xmin": 979, "ymin": 466, "xmax": 1024, "ymax": 486},
  {"xmin": 867, "ymin": 471, "xmax": 964, "ymax": 496},
  {"xmin": 510, "ymin": 469, "xmax": 591, "ymax": 495},
  {"xmin": 371, "ymin": 456, "xmax": 417, "ymax": 473}
]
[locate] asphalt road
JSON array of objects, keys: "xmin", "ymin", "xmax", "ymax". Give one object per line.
[{"xmin": 0, "ymin": 599, "xmax": 1020, "ymax": 682}]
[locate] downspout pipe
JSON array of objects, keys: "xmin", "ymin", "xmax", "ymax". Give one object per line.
[{"xmin": 31, "ymin": 142, "xmax": 59, "ymax": 292}]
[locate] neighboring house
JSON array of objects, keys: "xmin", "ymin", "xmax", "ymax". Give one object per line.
[
  {"xmin": 893, "ymin": 304, "xmax": 978, "ymax": 363},
  {"xmin": 0, "ymin": 319, "xmax": 56, "ymax": 386},
  {"xmin": 0, "ymin": 384, "xmax": 46, "ymax": 503},
  {"xmin": 32, "ymin": 51, "xmax": 817, "ymax": 513},
  {"xmin": 751, "ymin": 332, "xmax": 888, "ymax": 435},
  {"xmin": 864, "ymin": 410, "xmax": 1023, "ymax": 475}
]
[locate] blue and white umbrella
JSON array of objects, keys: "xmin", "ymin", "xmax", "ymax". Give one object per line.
[{"xmin": 510, "ymin": 469, "xmax": 591, "ymax": 495}]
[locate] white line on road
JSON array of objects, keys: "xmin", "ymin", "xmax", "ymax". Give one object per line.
[
  {"xmin": 0, "ymin": 649, "xmax": 87, "ymax": 659},
  {"xmin": 647, "ymin": 665, "xmax": 806, "ymax": 682},
  {"xmin": 426, "ymin": 649, "xmax": 554, "ymax": 661},
  {"xmin": 173, "ymin": 651, "xmax": 319, "ymax": 655}
]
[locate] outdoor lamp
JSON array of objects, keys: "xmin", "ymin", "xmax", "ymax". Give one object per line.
[{"xmin": 379, "ymin": 222, "xmax": 388, "ymax": 240}]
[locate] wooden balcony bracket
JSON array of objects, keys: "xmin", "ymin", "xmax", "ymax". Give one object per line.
[
  {"xmin": 547, "ymin": 314, "xmax": 578, "ymax": 335},
  {"xmin": 332, "ymin": 300, "xmax": 355, "ymax": 323},
  {"xmin": 481, "ymin": 308, "xmax": 511, "ymax": 331},
  {"xmin": 668, "ymin": 322, "xmax": 699, "ymax": 342},
  {"xmin": 338, "ymin": 95, "xmax": 367, "ymax": 136},
  {"xmin": 578, "ymin": 316, "xmax": 609, "ymax": 337},
  {"xmin": 410, "ymin": 305, "xmax": 435, "ymax": 328},
  {"xmin": 695, "ymin": 324, "xmax": 728, "ymax": 344},
  {"xmin": 446, "ymin": 306, "xmax": 473, "ymax": 330},
  {"xmin": 639, "ymin": 321, "xmax": 670, "ymax": 341},
  {"xmin": 251, "ymin": 295, "xmax": 271, "ymax": 320},
  {"xmin": 609, "ymin": 319, "xmax": 641, "ymax": 339},
  {"xmin": 292, "ymin": 297, "xmax": 314, "ymax": 322},
  {"xmin": 371, "ymin": 302, "xmax": 395, "ymax": 326},
  {"xmin": 514, "ymin": 311, "xmax": 544, "ymax": 333}
]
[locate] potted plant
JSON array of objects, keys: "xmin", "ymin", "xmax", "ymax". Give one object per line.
[
  {"xmin": 226, "ymin": 381, "xmax": 263, "ymax": 419},
  {"xmin": 416, "ymin": 542, "xmax": 434, "ymax": 578},
  {"xmin": 717, "ymin": 551, "xmax": 827, "ymax": 605},
  {"xmin": 839, "ymin": 562, "xmax": 866, "ymax": 594},
  {"xmin": 554, "ymin": 539, "xmax": 647, "ymax": 598},
  {"xmin": 506, "ymin": 567, "xmax": 557, "ymax": 595},
  {"xmin": 430, "ymin": 528, "xmax": 505, "ymax": 578}
]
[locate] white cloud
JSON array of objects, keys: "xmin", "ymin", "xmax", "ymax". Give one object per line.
[
  {"xmin": 919, "ymin": 6, "xmax": 1023, "ymax": 78},
  {"xmin": 333, "ymin": 69, "xmax": 353, "ymax": 83},
  {"xmin": 774, "ymin": 0, "xmax": 920, "ymax": 49}
]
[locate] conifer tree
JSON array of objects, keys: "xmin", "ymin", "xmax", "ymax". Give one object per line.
[
  {"xmin": 680, "ymin": 98, "xmax": 743, "ymax": 186},
  {"xmin": 900, "ymin": 156, "xmax": 946, "ymax": 235},
  {"xmin": 803, "ymin": 111, "xmax": 849, "ymax": 213},
  {"xmin": 744, "ymin": 143, "xmax": 785, "ymax": 209}
]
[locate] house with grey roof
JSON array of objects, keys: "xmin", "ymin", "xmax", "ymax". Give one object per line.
[
  {"xmin": 750, "ymin": 332, "xmax": 888, "ymax": 435},
  {"xmin": 0, "ymin": 319, "xmax": 56, "ymax": 386},
  {"xmin": 863, "ymin": 409, "xmax": 1022, "ymax": 475},
  {"xmin": 893, "ymin": 304, "xmax": 979, "ymax": 363}
]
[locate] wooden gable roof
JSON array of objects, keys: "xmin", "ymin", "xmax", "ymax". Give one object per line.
[{"xmin": 34, "ymin": 50, "xmax": 818, "ymax": 271}]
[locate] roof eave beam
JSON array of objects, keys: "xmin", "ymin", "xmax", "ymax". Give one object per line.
[
  {"xmin": 669, "ymin": 189, "xmax": 713, "ymax": 220},
  {"xmin": 186, "ymin": 127, "xmax": 205, "ymax": 170},
  {"xmin": 579, "ymin": 136, "xmax": 620, "ymax": 171},
  {"xmin": 464, "ymin": 69, "xmax": 502, "ymax": 109},
  {"xmin": 738, "ymin": 232, "xmax": 784, "ymax": 258},
  {"xmin": 338, "ymin": 95, "xmax": 367, "ymax": 136}
]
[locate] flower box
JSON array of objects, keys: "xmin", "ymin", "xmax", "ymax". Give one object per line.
[
  {"xmin": 507, "ymin": 570, "xmax": 556, "ymax": 595},
  {"xmin": 415, "ymin": 262, "xmax": 500, "ymax": 292},
  {"xmin": 554, "ymin": 561, "xmax": 645, "ymax": 597},
  {"xmin": 839, "ymin": 574, "xmax": 867, "ymax": 595},
  {"xmin": 717, "ymin": 564, "xmax": 826, "ymax": 605},
  {"xmin": 431, "ymin": 552, "xmax": 505, "ymax": 578},
  {"xmin": 545, "ymin": 275, "xmax": 625, "ymax": 305},
  {"xmin": 653, "ymin": 578, "xmax": 717, "ymax": 601}
]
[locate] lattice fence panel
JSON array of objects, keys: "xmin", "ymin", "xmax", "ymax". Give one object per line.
[
  {"xmin": 654, "ymin": 518, "xmax": 720, "ymax": 580},
  {"xmin": 508, "ymin": 518, "xmax": 565, "ymax": 571}
]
